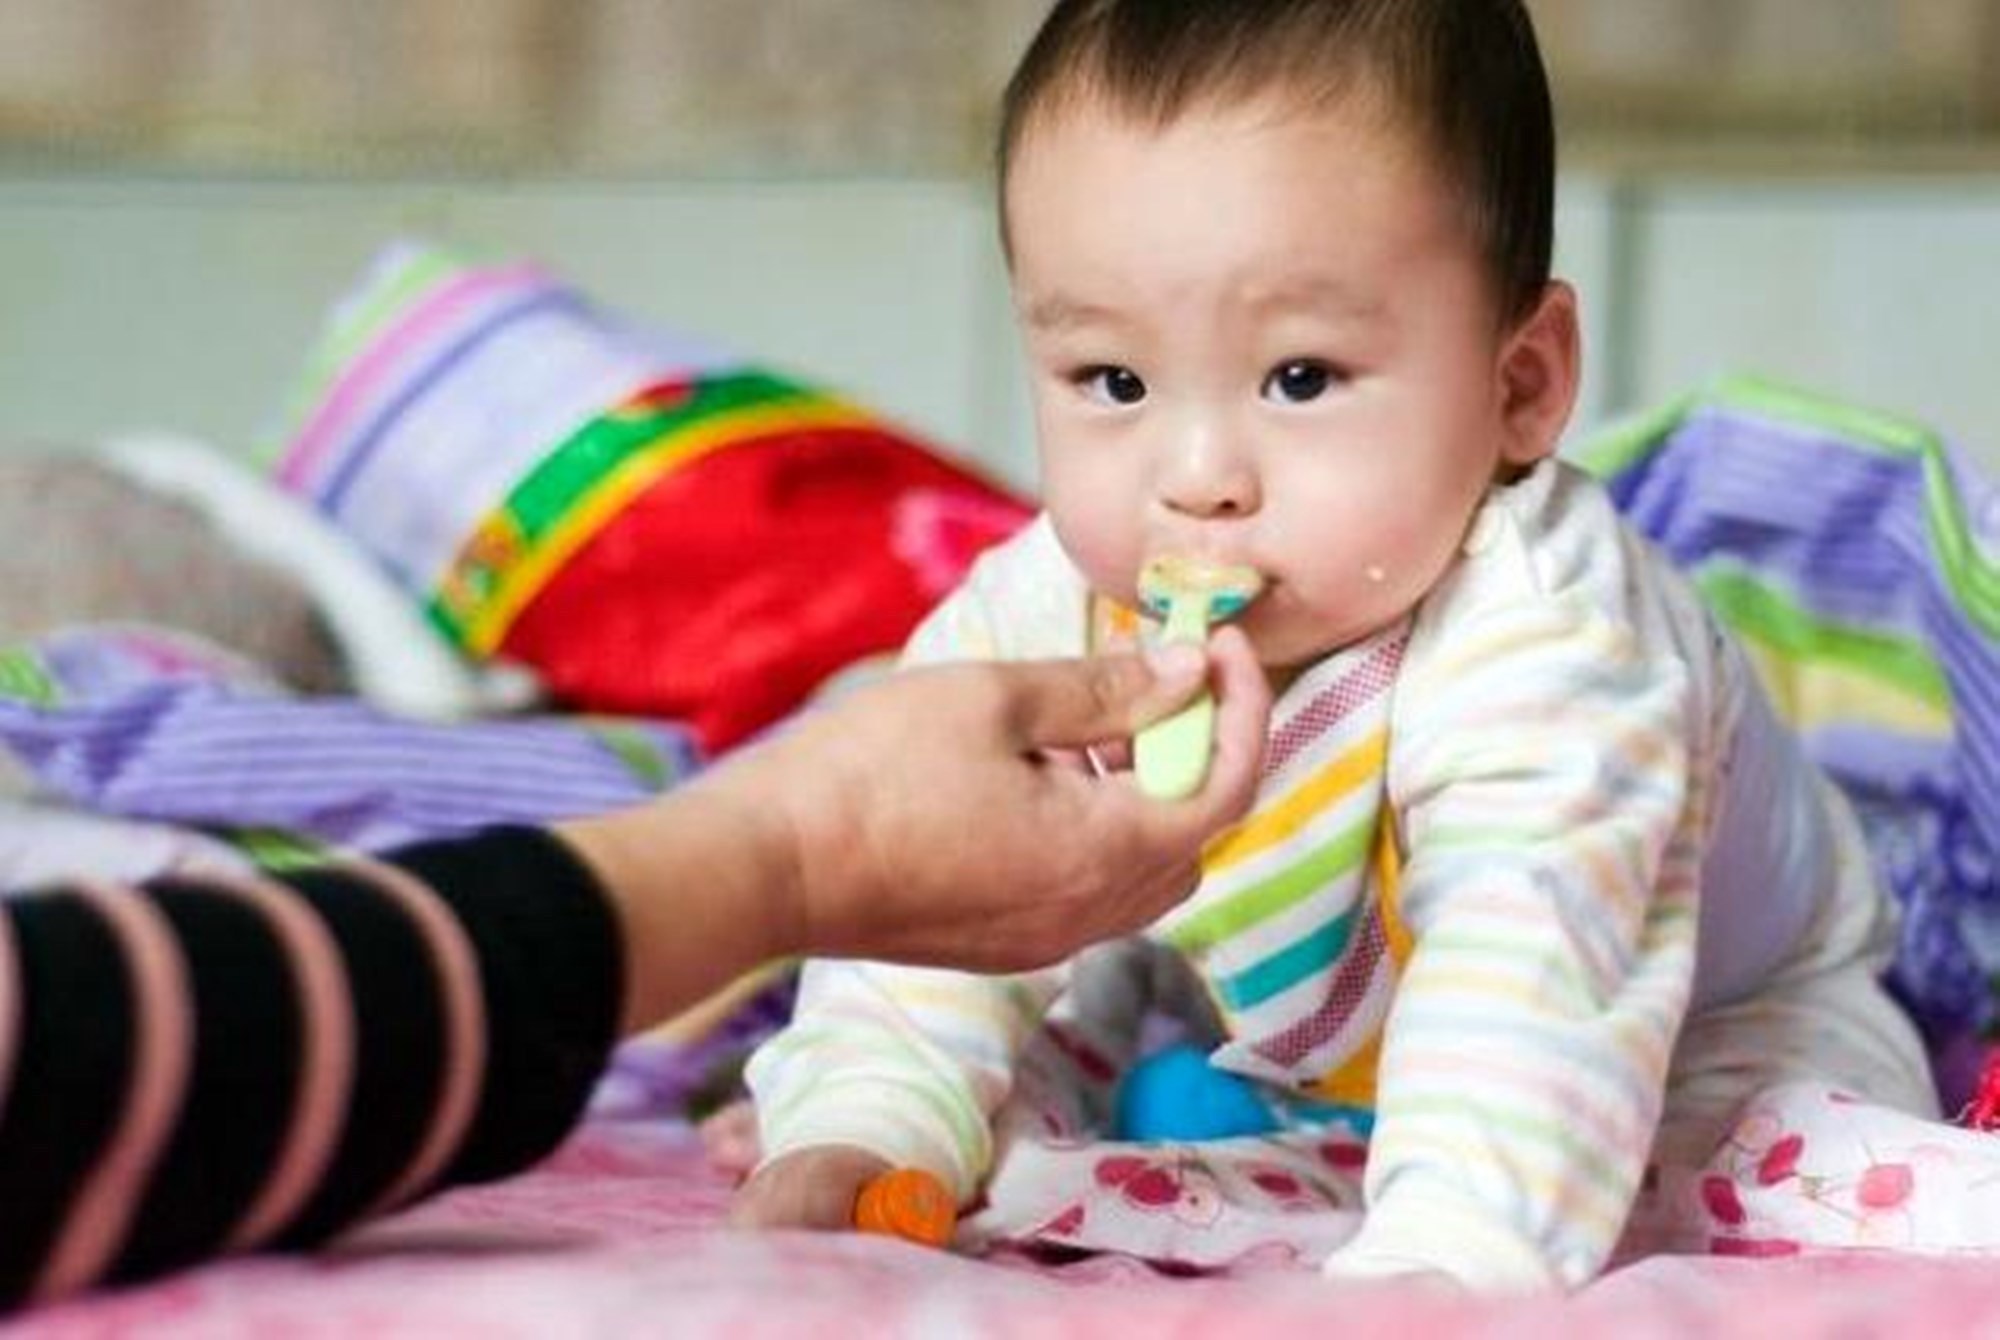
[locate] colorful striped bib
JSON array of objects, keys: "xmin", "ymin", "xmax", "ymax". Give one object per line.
[{"xmin": 1096, "ymin": 599, "xmax": 1414, "ymax": 1113}]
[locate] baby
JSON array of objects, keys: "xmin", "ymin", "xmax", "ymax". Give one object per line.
[{"xmin": 732, "ymin": 0, "xmax": 1935, "ymax": 1290}]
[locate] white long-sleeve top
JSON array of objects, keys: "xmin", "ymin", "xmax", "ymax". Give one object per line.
[{"xmin": 747, "ymin": 459, "xmax": 1877, "ymax": 1290}]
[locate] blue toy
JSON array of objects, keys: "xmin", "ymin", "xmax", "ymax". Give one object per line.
[{"xmin": 1112, "ymin": 1042, "xmax": 1281, "ymax": 1141}]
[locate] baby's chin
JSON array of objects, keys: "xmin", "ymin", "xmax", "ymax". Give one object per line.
[
  {"xmin": 1240, "ymin": 614, "xmax": 1394, "ymax": 683},
  {"xmin": 1242, "ymin": 636, "xmax": 1327, "ymax": 697}
]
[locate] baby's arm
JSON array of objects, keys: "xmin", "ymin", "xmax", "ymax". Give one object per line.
[
  {"xmin": 1325, "ymin": 593, "xmax": 1707, "ymax": 1291},
  {"xmin": 738, "ymin": 519, "xmax": 1084, "ymax": 1219},
  {"xmin": 740, "ymin": 957, "xmax": 1071, "ymax": 1220}
]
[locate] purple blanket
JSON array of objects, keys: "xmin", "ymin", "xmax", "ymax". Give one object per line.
[{"xmin": 0, "ymin": 626, "xmax": 699, "ymax": 861}]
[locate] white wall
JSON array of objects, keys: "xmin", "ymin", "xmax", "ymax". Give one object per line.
[
  {"xmin": 0, "ymin": 173, "xmax": 1030, "ymax": 482},
  {"xmin": 1617, "ymin": 179, "xmax": 2000, "ymax": 457},
  {"xmin": 1, "ymin": 170, "xmax": 1997, "ymax": 492}
]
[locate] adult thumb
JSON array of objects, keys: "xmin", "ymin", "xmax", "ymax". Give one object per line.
[{"xmin": 1002, "ymin": 644, "xmax": 1208, "ymax": 750}]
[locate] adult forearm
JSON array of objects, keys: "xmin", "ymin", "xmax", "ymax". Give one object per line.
[
  {"xmin": 0, "ymin": 827, "xmax": 622, "ymax": 1311},
  {"xmin": 555, "ymin": 786, "xmax": 797, "ymax": 1037}
]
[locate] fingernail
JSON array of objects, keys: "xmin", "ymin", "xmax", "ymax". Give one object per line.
[{"xmin": 1143, "ymin": 642, "xmax": 1205, "ymax": 681}]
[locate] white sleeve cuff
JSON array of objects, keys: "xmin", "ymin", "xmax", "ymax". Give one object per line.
[
  {"xmin": 757, "ymin": 1097, "xmax": 984, "ymax": 1203},
  {"xmin": 1322, "ymin": 1187, "xmax": 1566, "ymax": 1293}
]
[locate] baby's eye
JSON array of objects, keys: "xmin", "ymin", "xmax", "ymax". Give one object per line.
[
  {"xmin": 1077, "ymin": 365, "xmax": 1148, "ymax": 406},
  {"xmin": 1262, "ymin": 359, "xmax": 1336, "ymax": 405}
]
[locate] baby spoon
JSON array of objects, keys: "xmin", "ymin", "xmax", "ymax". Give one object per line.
[{"xmin": 1133, "ymin": 555, "xmax": 1264, "ymax": 800}]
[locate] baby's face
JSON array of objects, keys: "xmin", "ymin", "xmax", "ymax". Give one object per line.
[{"xmin": 1006, "ymin": 96, "xmax": 1550, "ymax": 672}]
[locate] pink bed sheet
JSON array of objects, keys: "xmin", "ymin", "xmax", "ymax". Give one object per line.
[{"xmin": 9, "ymin": 1120, "xmax": 2000, "ymax": 1338}]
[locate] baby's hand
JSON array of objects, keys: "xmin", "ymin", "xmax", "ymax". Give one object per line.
[
  {"xmin": 698, "ymin": 1099, "xmax": 762, "ymax": 1178},
  {"xmin": 728, "ymin": 1145, "xmax": 893, "ymax": 1231}
]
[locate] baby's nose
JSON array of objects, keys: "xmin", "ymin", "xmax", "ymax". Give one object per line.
[{"xmin": 1160, "ymin": 425, "xmax": 1260, "ymax": 518}]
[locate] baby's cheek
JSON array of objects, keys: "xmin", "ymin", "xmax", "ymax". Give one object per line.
[
  {"xmin": 1048, "ymin": 501, "xmax": 1142, "ymax": 606},
  {"xmin": 1259, "ymin": 532, "xmax": 1437, "ymax": 657},
  {"xmin": 1308, "ymin": 507, "xmax": 1452, "ymax": 594}
]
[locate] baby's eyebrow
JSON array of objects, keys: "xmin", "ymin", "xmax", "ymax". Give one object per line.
[
  {"xmin": 1251, "ymin": 277, "xmax": 1387, "ymax": 322},
  {"xmin": 1021, "ymin": 294, "xmax": 1122, "ymax": 332}
]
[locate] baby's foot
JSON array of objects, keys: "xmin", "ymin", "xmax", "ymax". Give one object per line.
[{"xmin": 700, "ymin": 1098, "xmax": 763, "ymax": 1178}]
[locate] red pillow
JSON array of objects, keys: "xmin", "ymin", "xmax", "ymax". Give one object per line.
[
  {"xmin": 270, "ymin": 244, "xmax": 1031, "ymax": 752},
  {"xmin": 495, "ymin": 380, "xmax": 1030, "ymax": 749}
]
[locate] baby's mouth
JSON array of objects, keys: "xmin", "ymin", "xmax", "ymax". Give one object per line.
[{"xmin": 1135, "ymin": 555, "xmax": 1266, "ymax": 628}]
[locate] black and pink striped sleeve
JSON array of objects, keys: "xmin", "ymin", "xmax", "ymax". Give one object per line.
[{"xmin": 0, "ymin": 825, "xmax": 623, "ymax": 1310}]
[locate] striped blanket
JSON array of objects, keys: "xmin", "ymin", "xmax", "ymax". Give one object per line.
[
  {"xmin": 1576, "ymin": 377, "xmax": 2000, "ymax": 1053},
  {"xmin": 0, "ymin": 626, "xmax": 696, "ymax": 864}
]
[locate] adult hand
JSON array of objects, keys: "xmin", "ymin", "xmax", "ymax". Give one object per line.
[
  {"xmin": 559, "ymin": 628, "xmax": 1270, "ymax": 1033},
  {"xmin": 734, "ymin": 625, "xmax": 1268, "ymax": 971}
]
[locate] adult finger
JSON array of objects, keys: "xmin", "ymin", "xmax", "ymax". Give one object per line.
[{"xmin": 997, "ymin": 644, "xmax": 1207, "ymax": 751}]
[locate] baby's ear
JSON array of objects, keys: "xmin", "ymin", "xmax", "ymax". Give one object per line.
[{"xmin": 1496, "ymin": 280, "xmax": 1581, "ymax": 469}]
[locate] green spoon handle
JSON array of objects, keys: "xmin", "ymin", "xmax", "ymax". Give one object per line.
[{"xmin": 1134, "ymin": 597, "xmax": 1216, "ymax": 800}]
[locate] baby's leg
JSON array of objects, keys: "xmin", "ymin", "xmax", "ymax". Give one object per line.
[
  {"xmin": 1630, "ymin": 952, "xmax": 2000, "ymax": 1260},
  {"xmin": 1616, "ymin": 953, "xmax": 1941, "ymax": 1261},
  {"xmin": 1624, "ymin": 808, "xmax": 1951, "ymax": 1259},
  {"xmin": 1662, "ymin": 781, "xmax": 1937, "ymax": 1165},
  {"xmin": 1651, "ymin": 954, "xmax": 1936, "ymax": 1172}
]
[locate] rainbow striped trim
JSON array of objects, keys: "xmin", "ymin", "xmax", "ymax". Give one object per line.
[
  {"xmin": 429, "ymin": 370, "xmax": 877, "ymax": 653},
  {"xmin": 1580, "ymin": 374, "xmax": 1998, "ymax": 643},
  {"xmin": 0, "ymin": 651, "xmax": 57, "ymax": 707},
  {"xmin": 1575, "ymin": 375, "xmax": 1993, "ymax": 745},
  {"xmin": 264, "ymin": 242, "xmax": 743, "ymax": 638}
]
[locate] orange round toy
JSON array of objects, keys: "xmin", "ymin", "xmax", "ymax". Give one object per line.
[{"xmin": 853, "ymin": 1168, "xmax": 958, "ymax": 1249}]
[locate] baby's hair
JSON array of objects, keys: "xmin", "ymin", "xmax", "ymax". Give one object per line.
[{"xmin": 998, "ymin": 0, "xmax": 1555, "ymax": 324}]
